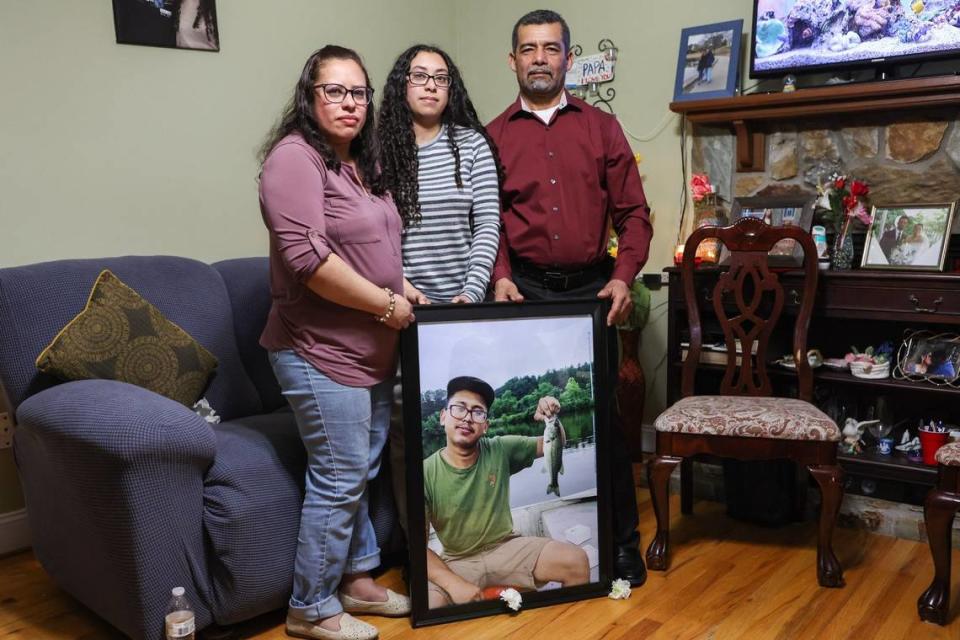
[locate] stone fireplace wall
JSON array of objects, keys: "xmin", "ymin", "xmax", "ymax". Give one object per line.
[{"xmin": 690, "ymin": 111, "xmax": 960, "ymax": 227}]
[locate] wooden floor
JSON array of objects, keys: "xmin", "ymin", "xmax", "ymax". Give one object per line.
[{"xmin": 3, "ymin": 487, "xmax": 959, "ymax": 639}]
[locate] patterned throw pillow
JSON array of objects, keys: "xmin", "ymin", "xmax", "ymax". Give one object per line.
[{"xmin": 36, "ymin": 270, "xmax": 218, "ymax": 406}]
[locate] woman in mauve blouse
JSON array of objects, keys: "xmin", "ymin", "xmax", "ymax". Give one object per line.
[{"xmin": 258, "ymin": 45, "xmax": 413, "ymax": 640}]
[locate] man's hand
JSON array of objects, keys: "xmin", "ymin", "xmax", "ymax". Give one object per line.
[
  {"xmin": 403, "ymin": 278, "xmax": 430, "ymax": 305},
  {"xmin": 444, "ymin": 578, "xmax": 482, "ymax": 604},
  {"xmin": 597, "ymin": 278, "xmax": 633, "ymax": 327},
  {"xmin": 534, "ymin": 396, "xmax": 561, "ymax": 421},
  {"xmin": 494, "ymin": 278, "xmax": 524, "ymax": 302}
]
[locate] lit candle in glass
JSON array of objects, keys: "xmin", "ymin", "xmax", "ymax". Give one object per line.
[{"xmin": 674, "ymin": 243, "xmax": 685, "ymax": 266}]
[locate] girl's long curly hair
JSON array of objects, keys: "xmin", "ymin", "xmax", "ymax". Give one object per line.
[
  {"xmin": 259, "ymin": 45, "xmax": 384, "ymax": 195},
  {"xmin": 378, "ymin": 44, "xmax": 502, "ymax": 226}
]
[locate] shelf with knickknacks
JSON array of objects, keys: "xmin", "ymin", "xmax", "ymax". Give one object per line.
[{"xmin": 814, "ymin": 174, "xmax": 871, "ymax": 271}]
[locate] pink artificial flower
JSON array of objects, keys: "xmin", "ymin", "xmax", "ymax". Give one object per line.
[
  {"xmin": 690, "ymin": 174, "xmax": 714, "ymax": 202},
  {"xmin": 852, "ymin": 202, "xmax": 872, "ymax": 226}
]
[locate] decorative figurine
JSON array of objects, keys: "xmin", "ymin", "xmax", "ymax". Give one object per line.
[
  {"xmin": 783, "ymin": 74, "xmax": 797, "ymax": 93},
  {"xmin": 841, "ymin": 418, "xmax": 878, "ymax": 454}
]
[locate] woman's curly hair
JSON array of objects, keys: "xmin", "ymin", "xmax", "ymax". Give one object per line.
[
  {"xmin": 259, "ymin": 45, "xmax": 384, "ymax": 195},
  {"xmin": 378, "ymin": 44, "xmax": 503, "ymax": 226}
]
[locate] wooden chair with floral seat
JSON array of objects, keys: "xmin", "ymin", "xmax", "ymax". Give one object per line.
[
  {"xmin": 918, "ymin": 442, "xmax": 960, "ymax": 624},
  {"xmin": 646, "ymin": 217, "xmax": 845, "ymax": 588}
]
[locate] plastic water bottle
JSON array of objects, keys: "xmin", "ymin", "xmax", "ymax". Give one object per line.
[{"xmin": 165, "ymin": 587, "xmax": 195, "ymax": 640}]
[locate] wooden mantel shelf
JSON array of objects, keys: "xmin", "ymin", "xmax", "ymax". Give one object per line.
[{"xmin": 669, "ymin": 75, "xmax": 960, "ymax": 172}]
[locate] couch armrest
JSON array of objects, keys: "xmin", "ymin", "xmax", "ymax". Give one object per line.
[{"xmin": 14, "ymin": 380, "xmax": 216, "ymax": 639}]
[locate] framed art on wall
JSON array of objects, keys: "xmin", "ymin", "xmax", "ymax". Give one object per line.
[
  {"xmin": 112, "ymin": 0, "xmax": 220, "ymax": 51},
  {"xmin": 400, "ymin": 301, "xmax": 614, "ymax": 626},
  {"xmin": 861, "ymin": 203, "xmax": 956, "ymax": 271},
  {"xmin": 672, "ymin": 20, "xmax": 743, "ymax": 102},
  {"xmin": 719, "ymin": 195, "xmax": 815, "ymax": 268}
]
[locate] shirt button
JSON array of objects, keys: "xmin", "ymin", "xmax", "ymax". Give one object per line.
[
  {"xmin": 552, "ymin": 206, "xmax": 559, "ymax": 212},
  {"xmin": 548, "ymin": 151, "xmax": 555, "ymax": 158},
  {"xmin": 550, "ymin": 178, "xmax": 557, "ymax": 185},
  {"xmin": 553, "ymin": 234, "xmax": 560, "ymax": 240}
]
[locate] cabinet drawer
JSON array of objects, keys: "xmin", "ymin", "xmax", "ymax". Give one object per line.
[{"xmin": 822, "ymin": 281, "xmax": 960, "ymax": 320}]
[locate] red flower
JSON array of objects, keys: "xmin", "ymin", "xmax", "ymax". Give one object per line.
[
  {"xmin": 842, "ymin": 195, "xmax": 858, "ymax": 213},
  {"xmin": 850, "ymin": 180, "xmax": 869, "ymax": 197},
  {"xmin": 834, "ymin": 177, "xmax": 846, "ymax": 190}
]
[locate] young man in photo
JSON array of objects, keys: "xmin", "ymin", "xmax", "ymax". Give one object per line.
[
  {"xmin": 487, "ymin": 9, "xmax": 653, "ymax": 586},
  {"xmin": 423, "ymin": 376, "xmax": 589, "ymax": 608}
]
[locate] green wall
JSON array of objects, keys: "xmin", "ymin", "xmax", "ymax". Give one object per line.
[{"xmin": 0, "ymin": 0, "xmax": 754, "ymax": 517}]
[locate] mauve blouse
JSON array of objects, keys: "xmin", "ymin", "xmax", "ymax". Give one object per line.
[{"xmin": 258, "ymin": 134, "xmax": 403, "ymax": 387}]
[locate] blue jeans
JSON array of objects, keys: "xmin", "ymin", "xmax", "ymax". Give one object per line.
[{"xmin": 269, "ymin": 350, "xmax": 393, "ymax": 621}]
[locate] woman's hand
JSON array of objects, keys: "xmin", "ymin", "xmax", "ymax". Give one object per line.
[
  {"xmin": 384, "ymin": 294, "xmax": 415, "ymax": 330},
  {"xmin": 450, "ymin": 294, "xmax": 472, "ymax": 304},
  {"xmin": 403, "ymin": 278, "xmax": 430, "ymax": 305}
]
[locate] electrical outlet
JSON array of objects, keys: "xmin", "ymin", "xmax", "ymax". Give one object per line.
[
  {"xmin": 660, "ymin": 272, "xmax": 670, "ymax": 285},
  {"xmin": 0, "ymin": 412, "xmax": 10, "ymax": 449}
]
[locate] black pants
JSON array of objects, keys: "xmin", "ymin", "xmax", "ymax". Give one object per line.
[{"xmin": 512, "ymin": 269, "xmax": 641, "ymax": 550}]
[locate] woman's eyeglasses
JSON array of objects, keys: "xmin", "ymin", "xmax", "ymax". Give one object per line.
[
  {"xmin": 407, "ymin": 71, "xmax": 452, "ymax": 88},
  {"xmin": 314, "ymin": 84, "xmax": 374, "ymax": 105}
]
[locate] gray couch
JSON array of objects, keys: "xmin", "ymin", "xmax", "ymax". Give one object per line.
[{"xmin": 0, "ymin": 256, "xmax": 398, "ymax": 639}]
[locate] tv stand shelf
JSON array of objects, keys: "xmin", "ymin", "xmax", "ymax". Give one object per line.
[{"xmin": 668, "ymin": 75, "xmax": 960, "ymax": 172}]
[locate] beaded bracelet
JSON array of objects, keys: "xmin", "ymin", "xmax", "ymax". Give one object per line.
[{"xmin": 375, "ymin": 287, "xmax": 396, "ymax": 323}]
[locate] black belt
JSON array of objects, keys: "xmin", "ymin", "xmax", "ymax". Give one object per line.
[{"xmin": 511, "ymin": 257, "xmax": 611, "ymax": 292}]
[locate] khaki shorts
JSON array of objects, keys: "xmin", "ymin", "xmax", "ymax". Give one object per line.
[{"xmin": 428, "ymin": 536, "xmax": 552, "ymax": 606}]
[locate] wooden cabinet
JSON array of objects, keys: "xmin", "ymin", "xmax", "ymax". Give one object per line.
[{"xmin": 665, "ymin": 266, "xmax": 960, "ymax": 504}]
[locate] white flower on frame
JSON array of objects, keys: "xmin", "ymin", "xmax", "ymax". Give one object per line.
[{"xmin": 499, "ymin": 588, "xmax": 522, "ymax": 611}]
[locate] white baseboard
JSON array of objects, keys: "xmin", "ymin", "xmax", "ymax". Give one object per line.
[{"xmin": 0, "ymin": 508, "xmax": 31, "ymax": 555}]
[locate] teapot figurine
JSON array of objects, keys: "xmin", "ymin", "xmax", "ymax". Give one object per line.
[{"xmin": 841, "ymin": 418, "xmax": 879, "ymax": 454}]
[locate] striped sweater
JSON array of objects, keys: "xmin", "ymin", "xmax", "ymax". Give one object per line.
[{"xmin": 401, "ymin": 125, "xmax": 500, "ymax": 303}]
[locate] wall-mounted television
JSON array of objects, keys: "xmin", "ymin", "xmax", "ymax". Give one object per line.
[{"xmin": 751, "ymin": 0, "xmax": 960, "ymax": 78}]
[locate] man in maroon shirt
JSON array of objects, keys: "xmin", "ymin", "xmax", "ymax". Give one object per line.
[{"xmin": 488, "ymin": 9, "xmax": 653, "ymax": 586}]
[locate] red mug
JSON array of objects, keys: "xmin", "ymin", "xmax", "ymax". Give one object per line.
[{"xmin": 919, "ymin": 429, "xmax": 950, "ymax": 466}]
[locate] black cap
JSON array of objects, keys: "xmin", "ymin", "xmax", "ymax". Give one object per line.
[{"xmin": 446, "ymin": 376, "xmax": 495, "ymax": 410}]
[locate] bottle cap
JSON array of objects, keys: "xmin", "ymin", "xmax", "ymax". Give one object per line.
[{"xmin": 172, "ymin": 587, "xmax": 185, "ymax": 597}]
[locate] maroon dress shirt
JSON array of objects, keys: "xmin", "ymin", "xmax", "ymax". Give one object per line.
[
  {"xmin": 258, "ymin": 134, "xmax": 404, "ymax": 387},
  {"xmin": 487, "ymin": 93, "xmax": 653, "ymax": 284}
]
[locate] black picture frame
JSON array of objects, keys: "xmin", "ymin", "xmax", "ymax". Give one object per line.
[
  {"xmin": 719, "ymin": 195, "xmax": 816, "ymax": 268},
  {"xmin": 400, "ymin": 300, "xmax": 614, "ymax": 627},
  {"xmin": 672, "ymin": 20, "xmax": 743, "ymax": 102},
  {"xmin": 112, "ymin": 0, "xmax": 220, "ymax": 52},
  {"xmin": 893, "ymin": 329, "xmax": 960, "ymax": 388}
]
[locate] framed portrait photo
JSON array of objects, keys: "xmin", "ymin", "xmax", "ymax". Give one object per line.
[
  {"xmin": 400, "ymin": 301, "xmax": 614, "ymax": 626},
  {"xmin": 861, "ymin": 203, "xmax": 956, "ymax": 271},
  {"xmin": 112, "ymin": 0, "xmax": 220, "ymax": 51},
  {"xmin": 672, "ymin": 20, "xmax": 743, "ymax": 102},
  {"xmin": 719, "ymin": 195, "xmax": 815, "ymax": 268},
  {"xmin": 893, "ymin": 329, "xmax": 960, "ymax": 387}
]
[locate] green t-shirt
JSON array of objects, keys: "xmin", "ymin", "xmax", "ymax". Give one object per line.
[{"xmin": 424, "ymin": 435, "xmax": 539, "ymax": 558}]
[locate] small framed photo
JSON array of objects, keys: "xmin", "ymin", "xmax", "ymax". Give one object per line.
[
  {"xmin": 893, "ymin": 330, "xmax": 960, "ymax": 387},
  {"xmin": 672, "ymin": 20, "xmax": 743, "ymax": 102},
  {"xmin": 400, "ymin": 301, "xmax": 613, "ymax": 626},
  {"xmin": 112, "ymin": 0, "xmax": 220, "ymax": 51},
  {"xmin": 861, "ymin": 203, "xmax": 957, "ymax": 271},
  {"xmin": 719, "ymin": 195, "xmax": 815, "ymax": 268}
]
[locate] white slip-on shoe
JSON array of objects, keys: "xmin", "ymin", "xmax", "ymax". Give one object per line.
[
  {"xmin": 285, "ymin": 612, "xmax": 379, "ymax": 640},
  {"xmin": 338, "ymin": 589, "xmax": 411, "ymax": 617}
]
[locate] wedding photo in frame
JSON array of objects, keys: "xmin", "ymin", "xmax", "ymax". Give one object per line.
[
  {"xmin": 672, "ymin": 19, "xmax": 743, "ymax": 102},
  {"xmin": 400, "ymin": 301, "xmax": 614, "ymax": 627},
  {"xmin": 719, "ymin": 195, "xmax": 815, "ymax": 268},
  {"xmin": 893, "ymin": 329, "xmax": 960, "ymax": 388},
  {"xmin": 861, "ymin": 203, "xmax": 956, "ymax": 271}
]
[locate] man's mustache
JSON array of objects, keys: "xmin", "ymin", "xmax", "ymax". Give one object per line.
[{"xmin": 527, "ymin": 68, "xmax": 553, "ymax": 77}]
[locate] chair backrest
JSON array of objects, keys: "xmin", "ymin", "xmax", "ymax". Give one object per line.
[{"xmin": 680, "ymin": 218, "xmax": 818, "ymax": 401}]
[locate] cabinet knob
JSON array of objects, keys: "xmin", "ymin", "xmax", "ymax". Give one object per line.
[
  {"xmin": 908, "ymin": 294, "xmax": 943, "ymax": 314},
  {"xmin": 788, "ymin": 289, "xmax": 801, "ymax": 305}
]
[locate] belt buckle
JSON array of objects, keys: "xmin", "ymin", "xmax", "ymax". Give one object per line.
[{"xmin": 542, "ymin": 270, "xmax": 569, "ymax": 291}]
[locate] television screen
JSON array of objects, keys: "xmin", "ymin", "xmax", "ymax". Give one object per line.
[{"xmin": 751, "ymin": 0, "xmax": 960, "ymax": 77}]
